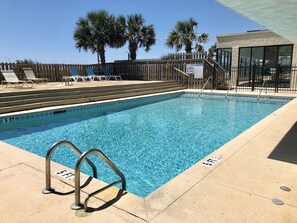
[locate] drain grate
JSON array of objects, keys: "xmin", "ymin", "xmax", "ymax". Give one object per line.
[
  {"xmin": 280, "ymin": 186, "xmax": 291, "ymax": 192},
  {"xmin": 272, "ymin": 198, "xmax": 284, "ymax": 205}
]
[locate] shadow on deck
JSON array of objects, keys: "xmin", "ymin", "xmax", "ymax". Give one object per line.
[{"xmin": 268, "ymin": 121, "xmax": 297, "ymax": 165}]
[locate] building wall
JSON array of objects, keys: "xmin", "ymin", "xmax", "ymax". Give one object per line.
[{"xmin": 216, "ymin": 30, "xmax": 297, "ymax": 68}]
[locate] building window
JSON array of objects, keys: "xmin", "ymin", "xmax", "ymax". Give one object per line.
[
  {"xmin": 251, "ymin": 47, "xmax": 264, "ymax": 67},
  {"xmin": 264, "ymin": 46, "xmax": 278, "ymax": 67},
  {"xmin": 239, "ymin": 45, "xmax": 293, "ymax": 68},
  {"xmin": 278, "ymin": 45, "xmax": 292, "ymax": 66},
  {"xmin": 239, "ymin": 48, "xmax": 251, "ymax": 67},
  {"xmin": 216, "ymin": 48, "xmax": 232, "ymax": 72}
]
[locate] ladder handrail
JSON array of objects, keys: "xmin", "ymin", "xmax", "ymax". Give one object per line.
[
  {"xmin": 174, "ymin": 67, "xmax": 190, "ymax": 89},
  {"xmin": 257, "ymin": 80, "xmax": 267, "ymax": 102},
  {"xmin": 199, "ymin": 76, "xmax": 212, "ymax": 97},
  {"xmin": 71, "ymin": 148, "xmax": 126, "ymax": 210},
  {"xmin": 224, "ymin": 78, "xmax": 236, "ymax": 100},
  {"xmin": 174, "ymin": 67, "xmax": 189, "ymax": 77},
  {"xmin": 205, "ymin": 56, "xmax": 226, "ymax": 73},
  {"xmin": 224, "ymin": 84, "xmax": 232, "ymax": 100},
  {"xmin": 42, "ymin": 140, "xmax": 98, "ymax": 194}
]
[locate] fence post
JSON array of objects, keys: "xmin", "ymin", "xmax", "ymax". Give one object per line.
[
  {"xmin": 212, "ymin": 63, "xmax": 216, "ymax": 90},
  {"xmin": 55, "ymin": 64, "xmax": 59, "ymax": 82},
  {"xmin": 275, "ymin": 65, "xmax": 280, "ymax": 93},
  {"xmin": 251, "ymin": 64, "xmax": 256, "ymax": 91},
  {"xmin": 236, "ymin": 67, "xmax": 239, "ymax": 93}
]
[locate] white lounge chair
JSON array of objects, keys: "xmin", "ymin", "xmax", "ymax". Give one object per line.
[
  {"xmin": 1, "ymin": 70, "xmax": 33, "ymax": 88},
  {"xmin": 102, "ymin": 67, "xmax": 122, "ymax": 80},
  {"xmin": 23, "ymin": 67, "xmax": 48, "ymax": 83},
  {"xmin": 62, "ymin": 67, "xmax": 92, "ymax": 82},
  {"xmin": 86, "ymin": 67, "xmax": 106, "ymax": 81}
]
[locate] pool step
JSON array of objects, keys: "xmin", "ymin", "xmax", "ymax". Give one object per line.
[{"xmin": 0, "ymin": 81, "xmax": 186, "ymax": 114}]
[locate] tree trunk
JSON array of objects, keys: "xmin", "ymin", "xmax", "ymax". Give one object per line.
[
  {"xmin": 185, "ymin": 41, "xmax": 192, "ymax": 59},
  {"xmin": 97, "ymin": 52, "xmax": 100, "ymax": 74},
  {"xmin": 129, "ymin": 41, "xmax": 138, "ymax": 61},
  {"xmin": 98, "ymin": 44, "xmax": 106, "ymax": 66},
  {"xmin": 185, "ymin": 41, "xmax": 192, "ymax": 54}
]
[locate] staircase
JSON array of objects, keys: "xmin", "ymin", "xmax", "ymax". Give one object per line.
[
  {"xmin": 204, "ymin": 56, "xmax": 228, "ymax": 90},
  {"xmin": 0, "ymin": 81, "xmax": 186, "ymax": 114}
]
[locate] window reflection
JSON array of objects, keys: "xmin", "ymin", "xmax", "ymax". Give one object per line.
[
  {"xmin": 239, "ymin": 48, "xmax": 251, "ymax": 68},
  {"xmin": 216, "ymin": 48, "xmax": 232, "ymax": 72},
  {"xmin": 251, "ymin": 47, "xmax": 264, "ymax": 66},
  {"xmin": 238, "ymin": 45, "xmax": 293, "ymax": 68},
  {"xmin": 278, "ymin": 46, "xmax": 292, "ymax": 66}
]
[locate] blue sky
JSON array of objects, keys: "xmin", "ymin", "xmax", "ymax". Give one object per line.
[{"xmin": 0, "ymin": 0, "xmax": 263, "ymax": 64}]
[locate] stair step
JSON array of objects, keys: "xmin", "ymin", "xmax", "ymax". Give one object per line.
[
  {"xmin": 0, "ymin": 82, "xmax": 181, "ymax": 102},
  {"xmin": 0, "ymin": 85, "xmax": 183, "ymax": 107},
  {"xmin": 0, "ymin": 82, "xmax": 186, "ymax": 114},
  {"xmin": 0, "ymin": 81, "xmax": 178, "ymax": 98}
]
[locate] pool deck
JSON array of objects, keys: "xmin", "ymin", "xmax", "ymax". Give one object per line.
[{"xmin": 1, "ymin": 84, "xmax": 297, "ymax": 222}]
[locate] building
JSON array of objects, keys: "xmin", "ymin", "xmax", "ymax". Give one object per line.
[
  {"xmin": 216, "ymin": 30, "xmax": 297, "ymax": 91},
  {"xmin": 216, "ymin": 30, "xmax": 295, "ymax": 71}
]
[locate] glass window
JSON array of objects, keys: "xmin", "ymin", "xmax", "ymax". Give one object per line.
[
  {"xmin": 278, "ymin": 45, "xmax": 292, "ymax": 66},
  {"xmin": 216, "ymin": 48, "xmax": 232, "ymax": 71},
  {"xmin": 239, "ymin": 48, "xmax": 251, "ymax": 67},
  {"xmin": 251, "ymin": 47, "xmax": 264, "ymax": 66},
  {"xmin": 239, "ymin": 45, "xmax": 293, "ymax": 69},
  {"xmin": 264, "ymin": 46, "xmax": 278, "ymax": 67}
]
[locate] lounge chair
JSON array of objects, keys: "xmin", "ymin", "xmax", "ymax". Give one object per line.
[
  {"xmin": 63, "ymin": 67, "xmax": 92, "ymax": 82},
  {"xmin": 1, "ymin": 70, "xmax": 33, "ymax": 88},
  {"xmin": 86, "ymin": 67, "xmax": 106, "ymax": 81},
  {"xmin": 102, "ymin": 67, "xmax": 122, "ymax": 80},
  {"xmin": 23, "ymin": 67, "xmax": 48, "ymax": 83}
]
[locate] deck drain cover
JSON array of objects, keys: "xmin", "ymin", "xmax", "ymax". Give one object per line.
[
  {"xmin": 280, "ymin": 186, "xmax": 291, "ymax": 192},
  {"xmin": 272, "ymin": 198, "xmax": 284, "ymax": 205}
]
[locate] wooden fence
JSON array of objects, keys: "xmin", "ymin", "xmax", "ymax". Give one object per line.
[
  {"xmin": 166, "ymin": 52, "xmax": 207, "ymax": 60},
  {"xmin": 0, "ymin": 56, "xmax": 221, "ymax": 90},
  {"xmin": 89, "ymin": 59, "xmax": 213, "ymax": 89},
  {"xmin": 0, "ymin": 63, "xmax": 92, "ymax": 82},
  {"xmin": 115, "ymin": 52, "xmax": 207, "ymax": 63}
]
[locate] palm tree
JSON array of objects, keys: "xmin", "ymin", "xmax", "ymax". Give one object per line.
[
  {"xmin": 73, "ymin": 10, "xmax": 126, "ymax": 66},
  {"xmin": 126, "ymin": 14, "xmax": 156, "ymax": 60},
  {"xmin": 109, "ymin": 15, "xmax": 127, "ymax": 49},
  {"xmin": 208, "ymin": 43, "xmax": 217, "ymax": 58},
  {"xmin": 166, "ymin": 18, "xmax": 209, "ymax": 54},
  {"xmin": 195, "ymin": 33, "xmax": 210, "ymax": 53}
]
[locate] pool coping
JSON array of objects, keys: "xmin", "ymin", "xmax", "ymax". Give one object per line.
[{"xmin": 1, "ymin": 89, "xmax": 297, "ymax": 221}]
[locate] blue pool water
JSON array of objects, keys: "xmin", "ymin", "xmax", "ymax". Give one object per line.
[{"xmin": 0, "ymin": 93, "xmax": 290, "ymax": 197}]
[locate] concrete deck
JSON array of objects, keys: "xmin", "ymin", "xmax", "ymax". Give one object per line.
[{"xmin": 1, "ymin": 87, "xmax": 297, "ymax": 222}]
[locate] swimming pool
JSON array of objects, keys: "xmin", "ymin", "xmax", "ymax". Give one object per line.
[{"xmin": 0, "ymin": 92, "xmax": 291, "ymax": 197}]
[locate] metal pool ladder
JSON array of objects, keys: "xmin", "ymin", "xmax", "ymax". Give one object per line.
[
  {"xmin": 199, "ymin": 76, "xmax": 213, "ymax": 97},
  {"xmin": 224, "ymin": 84, "xmax": 232, "ymax": 100},
  {"xmin": 71, "ymin": 149, "xmax": 126, "ymax": 211},
  {"xmin": 224, "ymin": 78, "xmax": 236, "ymax": 100},
  {"xmin": 42, "ymin": 140, "xmax": 126, "ymax": 212},
  {"xmin": 257, "ymin": 80, "xmax": 267, "ymax": 102}
]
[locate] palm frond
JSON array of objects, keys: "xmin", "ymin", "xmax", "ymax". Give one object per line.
[
  {"xmin": 165, "ymin": 17, "xmax": 206, "ymax": 53},
  {"xmin": 126, "ymin": 14, "xmax": 156, "ymax": 59}
]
